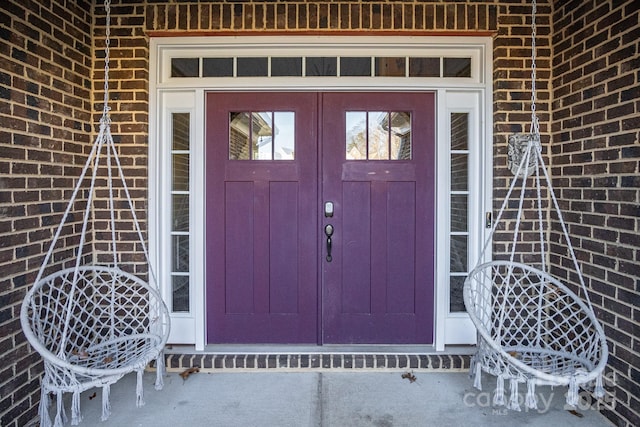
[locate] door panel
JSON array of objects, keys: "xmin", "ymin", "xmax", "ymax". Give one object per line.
[
  {"xmin": 206, "ymin": 92, "xmax": 318, "ymax": 343},
  {"xmin": 321, "ymin": 92, "xmax": 435, "ymax": 344}
]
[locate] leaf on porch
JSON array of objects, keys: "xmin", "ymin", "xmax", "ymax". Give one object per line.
[
  {"xmin": 567, "ymin": 409, "xmax": 584, "ymax": 418},
  {"xmin": 180, "ymin": 367, "xmax": 200, "ymax": 381},
  {"xmin": 401, "ymin": 371, "xmax": 417, "ymax": 383}
]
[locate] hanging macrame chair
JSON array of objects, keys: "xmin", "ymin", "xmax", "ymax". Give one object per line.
[
  {"xmin": 463, "ymin": 0, "xmax": 607, "ymax": 411},
  {"xmin": 20, "ymin": 1, "xmax": 170, "ymax": 425}
]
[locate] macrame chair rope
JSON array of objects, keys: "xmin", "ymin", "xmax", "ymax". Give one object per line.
[
  {"xmin": 20, "ymin": 0, "xmax": 170, "ymax": 425},
  {"xmin": 463, "ymin": 0, "xmax": 607, "ymax": 410}
]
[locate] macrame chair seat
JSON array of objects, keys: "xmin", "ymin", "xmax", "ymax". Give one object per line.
[
  {"xmin": 22, "ymin": 267, "xmax": 169, "ymax": 426},
  {"xmin": 24, "ymin": 266, "xmax": 164, "ymax": 374},
  {"xmin": 464, "ymin": 261, "xmax": 608, "ymax": 410},
  {"xmin": 19, "ymin": 1, "xmax": 170, "ymax": 426}
]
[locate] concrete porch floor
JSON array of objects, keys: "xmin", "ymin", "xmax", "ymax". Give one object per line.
[{"xmin": 53, "ymin": 370, "xmax": 612, "ymax": 427}]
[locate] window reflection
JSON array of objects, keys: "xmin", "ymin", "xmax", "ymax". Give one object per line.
[
  {"xmin": 346, "ymin": 112, "xmax": 367, "ymax": 160},
  {"xmin": 237, "ymin": 57, "xmax": 268, "ymax": 77},
  {"xmin": 444, "ymin": 58, "xmax": 471, "ymax": 78},
  {"xmin": 368, "ymin": 112, "xmax": 389, "ymax": 159},
  {"xmin": 449, "ymin": 276, "xmax": 466, "ymax": 312},
  {"xmin": 274, "ymin": 112, "xmax": 295, "ymax": 159},
  {"xmin": 449, "ymin": 111, "xmax": 470, "ymax": 313},
  {"xmin": 450, "ymin": 235, "xmax": 468, "ymax": 273},
  {"xmin": 450, "ymin": 113, "xmax": 469, "ymax": 150},
  {"xmin": 203, "ymin": 57, "xmax": 233, "ymax": 77},
  {"xmin": 252, "ymin": 112, "xmax": 273, "ymax": 160},
  {"xmin": 375, "ymin": 57, "xmax": 405, "ymax": 77},
  {"xmin": 230, "ymin": 111, "xmax": 295, "ymax": 160},
  {"xmin": 345, "ymin": 111, "xmax": 411, "ymax": 160},
  {"xmin": 230, "ymin": 112, "xmax": 251, "ymax": 160},
  {"xmin": 172, "ymin": 154, "xmax": 189, "ymax": 191},
  {"xmin": 171, "ymin": 55, "xmax": 472, "ymax": 79},
  {"xmin": 172, "ymin": 276, "xmax": 189, "ymax": 312},
  {"xmin": 390, "ymin": 112, "xmax": 411, "ymax": 160},
  {"xmin": 172, "ymin": 194, "xmax": 189, "ymax": 232},
  {"xmin": 409, "ymin": 57, "xmax": 440, "ymax": 77},
  {"xmin": 341, "ymin": 57, "xmax": 371, "ymax": 76},
  {"xmin": 306, "ymin": 57, "xmax": 337, "ymax": 76},
  {"xmin": 171, "ymin": 58, "xmax": 199, "ymax": 77},
  {"xmin": 170, "ymin": 111, "xmax": 191, "ymax": 314},
  {"xmin": 271, "ymin": 57, "xmax": 302, "ymax": 77}
]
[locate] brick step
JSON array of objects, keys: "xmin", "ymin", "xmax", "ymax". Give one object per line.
[{"xmin": 160, "ymin": 353, "xmax": 471, "ymax": 372}]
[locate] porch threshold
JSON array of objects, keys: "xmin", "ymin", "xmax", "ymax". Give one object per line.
[{"xmin": 160, "ymin": 344, "xmax": 475, "ymax": 372}]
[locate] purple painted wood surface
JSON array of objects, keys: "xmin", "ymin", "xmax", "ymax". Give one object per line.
[
  {"xmin": 321, "ymin": 92, "xmax": 435, "ymax": 344},
  {"xmin": 206, "ymin": 92, "xmax": 435, "ymax": 345},
  {"xmin": 206, "ymin": 92, "xmax": 318, "ymax": 343}
]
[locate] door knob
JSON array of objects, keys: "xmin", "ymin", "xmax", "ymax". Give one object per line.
[{"xmin": 324, "ymin": 224, "xmax": 334, "ymax": 262}]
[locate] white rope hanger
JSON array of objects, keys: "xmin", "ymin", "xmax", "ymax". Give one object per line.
[
  {"xmin": 463, "ymin": 0, "xmax": 607, "ymax": 411},
  {"xmin": 20, "ymin": 0, "xmax": 170, "ymax": 425}
]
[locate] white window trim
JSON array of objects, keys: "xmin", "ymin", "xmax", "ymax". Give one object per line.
[
  {"xmin": 149, "ymin": 36, "xmax": 493, "ymax": 351},
  {"xmin": 434, "ymin": 90, "xmax": 493, "ymax": 350}
]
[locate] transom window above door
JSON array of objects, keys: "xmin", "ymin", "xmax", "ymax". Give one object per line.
[
  {"xmin": 170, "ymin": 56, "xmax": 472, "ymax": 78},
  {"xmin": 229, "ymin": 111, "xmax": 295, "ymax": 160}
]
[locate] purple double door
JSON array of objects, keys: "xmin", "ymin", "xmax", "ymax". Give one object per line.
[{"xmin": 206, "ymin": 92, "xmax": 435, "ymax": 344}]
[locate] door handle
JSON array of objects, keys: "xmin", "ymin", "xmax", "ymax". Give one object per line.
[{"xmin": 324, "ymin": 224, "xmax": 334, "ymax": 262}]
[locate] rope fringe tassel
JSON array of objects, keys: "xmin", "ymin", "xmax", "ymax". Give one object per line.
[
  {"xmin": 101, "ymin": 384, "xmax": 111, "ymax": 421},
  {"xmin": 525, "ymin": 379, "xmax": 537, "ymax": 409},
  {"xmin": 71, "ymin": 389, "xmax": 82, "ymax": 425},
  {"xmin": 566, "ymin": 376, "xmax": 579, "ymax": 407},
  {"xmin": 473, "ymin": 360, "xmax": 482, "ymax": 391},
  {"xmin": 507, "ymin": 379, "xmax": 521, "ymax": 411},
  {"xmin": 39, "ymin": 389, "xmax": 52, "ymax": 427},
  {"xmin": 493, "ymin": 374, "xmax": 505, "ymax": 406},
  {"xmin": 136, "ymin": 369, "xmax": 145, "ymax": 407},
  {"xmin": 155, "ymin": 353, "xmax": 165, "ymax": 390},
  {"xmin": 594, "ymin": 373, "xmax": 605, "ymax": 398}
]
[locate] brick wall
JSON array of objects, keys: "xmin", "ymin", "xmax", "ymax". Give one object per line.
[
  {"xmin": 91, "ymin": 1, "xmax": 150, "ymax": 275},
  {"xmin": 551, "ymin": 1, "xmax": 640, "ymax": 426},
  {"xmin": 492, "ymin": 1, "xmax": 552, "ymax": 264},
  {"xmin": 0, "ymin": 1, "xmax": 94, "ymax": 425}
]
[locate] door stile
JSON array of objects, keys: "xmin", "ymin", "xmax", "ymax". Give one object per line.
[{"xmin": 316, "ymin": 92, "xmax": 324, "ymax": 345}]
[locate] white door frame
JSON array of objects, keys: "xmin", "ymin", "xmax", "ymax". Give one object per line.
[{"xmin": 148, "ymin": 36, "xmax": 493, "ymax": 351}]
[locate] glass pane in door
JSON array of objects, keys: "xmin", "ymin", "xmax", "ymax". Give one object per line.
[
  {"xmin": 368, "ymin": 111, "xmax": 389, "ymax": 160},
  {"xmin": 346, "ymin": 112, "xmax": 367, "ymax": 160},
  {"xmin": 230, "ymin": 112, "xmax": 251, "ymax": 160},
  {"xmin": 390, "ymin": 112, "xmax": 411, "ymax": 160},
  {"xmin": 252, "ymin": 112, "xmax": 273, "ymax": 160},
  {"xmin": 273, "ymin": 112, "xmax": 295, "ymax": 159}
]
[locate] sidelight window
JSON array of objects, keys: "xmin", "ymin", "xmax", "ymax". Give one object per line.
[
  {"xmin": 448, "ymin": 112, "xmax": 470, "ymax": 313},
  {"xmin": 171, "ymin": 112, "xmax": 191, "ymax": 313}
]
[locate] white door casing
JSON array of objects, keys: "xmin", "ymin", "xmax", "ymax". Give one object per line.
[{"xmin": 149, "ymin": 36, "xmax": 493, "ymax": 350}]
